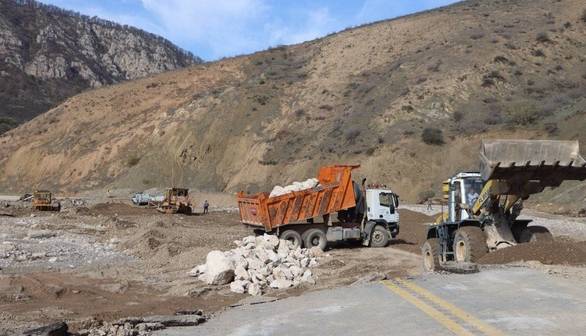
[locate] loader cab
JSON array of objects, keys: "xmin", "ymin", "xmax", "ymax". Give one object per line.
[
  {"xmin": 445, "ymin": 172, "xmax": 483, "ymax": 222},
  {"xmin": 365, "ymin": 188, "xmax": 400, "ymax": 223}
]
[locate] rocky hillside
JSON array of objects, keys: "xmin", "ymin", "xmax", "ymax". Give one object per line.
[
  {"xmin": 1, "ymin": 0, "xmax": 586, "ymax": 213},
  {"xmin": 0, "ymin": 0, "xmax": 201, "ymax": 132}
]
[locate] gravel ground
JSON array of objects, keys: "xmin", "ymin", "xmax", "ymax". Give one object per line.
[{"xmin": 401, "ymin": 204, "xmax": 586, "ymax": 242}]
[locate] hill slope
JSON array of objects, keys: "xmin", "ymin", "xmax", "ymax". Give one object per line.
[
  {"xmin": 0, "ymin": 0, "xmax": 201, "ymax": 132},
  {"xmin": 1, "ymin": 0, "xmax": 586, "ymax": 212}
]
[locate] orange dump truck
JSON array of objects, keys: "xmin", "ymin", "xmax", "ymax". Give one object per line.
[{"xmin": 237, "ymin": 165, "xmax": 400, "ymax": 250}]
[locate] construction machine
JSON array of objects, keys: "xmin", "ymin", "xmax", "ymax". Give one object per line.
[
  {"xmin": 423, "ymin": 140, "xmax": 586, "ymax": 271},
  {"xmin": 157, "ymin": 187, "xmax": 193, "ymax": 214},
  {"xmin": 32, "ymin": 190, "xmax": 61, "ymax": 211},
  {"xmin": 237, "ymin": 165, "xmax": 400, "ymax": 250}
]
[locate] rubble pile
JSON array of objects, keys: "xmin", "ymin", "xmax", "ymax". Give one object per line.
[
  {"xmin": 76, "ymin": 312, "xmax": 207, "ymax": 336},
  {"xmin": 189, "ymin": 235, "xmax": 323, "ymax": 296},
  {"xmin": 269, "ymin": 178, "xmax": 320, "ymax": 197}
]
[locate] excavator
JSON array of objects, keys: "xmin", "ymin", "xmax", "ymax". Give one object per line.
[{"xmin": 423, "ymin": 140, "xmax": 586, "ymax": 271}]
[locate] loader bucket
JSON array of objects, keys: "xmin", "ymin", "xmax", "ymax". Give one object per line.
[{"xmin": 479, "ymin": 140, "xmax": 586, "ymax": 186}]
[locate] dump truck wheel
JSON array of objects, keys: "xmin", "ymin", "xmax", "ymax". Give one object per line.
[
  {"xmin": 519, "ymin": 226, "xmax": 553, "ymax": 243},
  {"xmin": 422, "ymin": 238, "xmax": 441, "ymax": 272},
  {"xmin": 280, "ymin": 230, "xmax": 302, "ymax": 248},
  {"xmin": 370, "ymin": 225, "xmax": 390, "ymax": 248},
  {"xmin": 453, "ymin": 226, "xmax": 487, "ymax": 262},
  {"xmin": 303, "ymin": 228, "xmax": 327, "ymax": 250}
]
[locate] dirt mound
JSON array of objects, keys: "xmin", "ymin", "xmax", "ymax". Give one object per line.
[
  {"xmin": 90, "ymin": 203, "xmax": 155, "ymax": 216},
  {"xmin": 392, "ymin": 209, "xmax": 432, "ymax": 254},
  {"xmin": 478, "ymin": 241, "xmax": 586, "ymax": 266}
]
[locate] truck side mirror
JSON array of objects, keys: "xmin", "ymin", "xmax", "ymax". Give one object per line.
[{"xmin": 389, "ymin": 204, "xmax": 395, "ymax": 214}]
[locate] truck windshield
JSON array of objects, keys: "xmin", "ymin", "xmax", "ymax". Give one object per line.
[
  {"xmin": 379, "ymin": 192, "xmax": 394, "ymax": 207},
  {"xmin": 464, "ymin": 178, "xmax": 483, "ymax": 206}
]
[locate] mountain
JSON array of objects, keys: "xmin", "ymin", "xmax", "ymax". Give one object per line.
[
  {"xmin": 0, "ymin": 0, "xmax": 201, "ymax": 132},
  {"xmin": 1, "ymin": 0, "xmax": 586, "ymax": 213}
]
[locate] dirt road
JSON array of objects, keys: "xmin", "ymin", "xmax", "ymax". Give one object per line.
[{"xmin": 0, "ymin": 205, "xmax": 426, "ymax": 334}]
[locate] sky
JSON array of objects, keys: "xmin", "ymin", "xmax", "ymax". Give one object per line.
[{"xmin": 41, "ymin": 0, "xmax": 459, "ymax": 61}]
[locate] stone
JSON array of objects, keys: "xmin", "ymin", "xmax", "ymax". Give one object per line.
[
  {"xmin": 234, "ymin": 265, "xmax": 250, "ymax": 281},
  {"xmin": 22, "ymin": 322, "xmax": 68, "ymax": 336},
  {"xmin": 188, "ymin": 264, "xmax": 207, "ymax": 277},
  {"xmin": 247, "ymin": 282, "xmax": 262, "ymax": 296},
  {"xmin": 301, "ymin": 269, "xmax": 315, "ymax": 284},
  {"xmin": 255, "ymin": 234, "xmax": 279, "ymax": 250},
  {"xmin": 309, "ymin": 246, "xmax": 325, "ymax": 258},
  {"xmin": 229, "ymin": 280, "xmax": 249, "ymax": 294},
  {"xmin": 204, "ymin": 251, "xmax": 235, "ymax": 285},
  {"xmin": 270, "ymin": 278, "xmax": 293, "ymax": 289}
]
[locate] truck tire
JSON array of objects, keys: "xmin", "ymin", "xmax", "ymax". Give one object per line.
[
  {"xmin": 303, "ymin": 228, "xmax": 327, "ymax": 250},
  {"xmin": 519, "ymin": 226, "xmax": 553, "ymax": 243},
  {"xmin": 280, "ymin": 230, "xmax": 302, "ymax": 248},
  {"xmin": 422, "ymin": 238, "xmax": 441, "ymax": 272},
  {"xmin": 453, "ymin": 226, "xmax": 487, "ymax": 262},
  {"xmin": 370, "ymin": 225, "xmax": 390, "ymax": 248}
]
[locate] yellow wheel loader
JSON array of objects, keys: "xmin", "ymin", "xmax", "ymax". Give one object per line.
[{"xmin": 423, "ymin": 140, "xmax": 586, "ymax": 271}]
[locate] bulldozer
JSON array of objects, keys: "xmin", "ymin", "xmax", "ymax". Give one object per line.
[
  {"xmin": 157, "ymin": 187, "xmax": 193, "ymax": 214},
  {"xmin": 422, "ymin": 140, "xmax": 586, "ymax": 271},
  {"xmin": 32, "ymin": 190, "xmax": 61, "ymax": 211}
]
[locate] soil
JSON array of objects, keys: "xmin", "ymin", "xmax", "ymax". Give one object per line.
[
  {"xmin": 478, "ymin": 240, "xmax": 586, "ymax": 266},
  {"xmin": 0, "ymin": 204, "xmax": 423, "ymax": 334}
]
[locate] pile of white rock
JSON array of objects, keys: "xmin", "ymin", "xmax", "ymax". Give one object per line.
[
  {"xmin": 269, "ymin": 178, "xmax": 320, "ymax": 197},
  {"xmin": 189, "ymin": 235, "xmax": 322, "ymax": 296}
]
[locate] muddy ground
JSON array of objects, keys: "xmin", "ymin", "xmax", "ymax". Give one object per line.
[
  {"xmin": 1, "ymin": 201, "xmax": 586, "ymax": 335},
  {"xmin": 0, "ymin": 203, "xmax": 429, "ymax": 334}
]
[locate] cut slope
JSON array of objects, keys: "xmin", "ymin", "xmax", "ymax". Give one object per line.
[{"xmin": 1, "ymin": 0, "xmax": 586, "ymax": 210}]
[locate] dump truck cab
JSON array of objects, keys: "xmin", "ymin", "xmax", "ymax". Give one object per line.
[{"xmin": 365, "ymin": 188, "xmax": 399, "ymax": 222}]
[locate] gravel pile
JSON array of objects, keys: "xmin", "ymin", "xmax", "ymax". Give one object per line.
[{"xmin": 189, "ymin": 235, "xmax": 322, "ymax": 296}]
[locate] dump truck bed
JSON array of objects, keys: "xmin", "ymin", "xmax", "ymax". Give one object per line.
[{"xmin": 237, "ymin": 165, "xmax": 359, "ymax": 231}]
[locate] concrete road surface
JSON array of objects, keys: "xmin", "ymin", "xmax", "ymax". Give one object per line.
[{"xmin": 158, "ymin": 267, "xmax": 586, "ymax": 336}]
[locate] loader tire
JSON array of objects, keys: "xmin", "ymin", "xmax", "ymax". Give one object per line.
[
  {"xmin": 280, "ymin": 230, "xmax": 302, "ymax": 248},
  {"xmin": 422, "ymin": 238, "xmax": 441, "ymax": 272},
  {"xmin": 453, "ymin": 226, "xmax": 487, "ymax": 263},
  {"xmin": 303, "ymin": 228, "xmax": 327, "ymax": 251},
  {"xmin": 370, "ymin": 225, "xmax": 390, "ymax": 248},
  {"xmin": 519, "ymin": 226, "xmax": 553, "ymax": 243}
]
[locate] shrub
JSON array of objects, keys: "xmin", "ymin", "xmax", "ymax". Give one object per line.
[
  {"xmin": 127, "ymin": 156, "xmax": 141, "ymax": 167},
  {"xmin": 418, "ymin": 190, "xmax": 436, "ymax": 203},
  {"xmin": 507, "ymin": 103, "xmax": 540, "ymax": 125},
  {"xmin": 536, "ymin": 32, "xmax": 551, "ymax": 43},
  {"xmin": 421, "ymin": 128, "xmax": 445, "ymax": 145},
  {"xmin": 259, "ymin": 160, "xmax": 278, "ymax": 166},
  {"xmin": 531, "ymin": 49, "xmax": 545, "ymax": 57},
  {"xmin": 544, "ymin": 123, "xmax": 559, "ymax": 135},
  {"xmin": 294, "ymin": 109, "xmax": 305, "ymax": 118},
  {"xmin": 345, "ymin": 128, "xmax": 361, "ymax": 143},
  {"xmin": 0, "ymin": 117, "xmax": 18, "ymax": 134},
  {"xmin": 453, "ymin": 111, "xmax": 464, "ymax": 122},
  {"xmin": 581, "ymin": 9, "xmax": 586, "ymax": 23},
  {"xmin": 484, "ymin": 109, "xmax": 502, "ymax": 125}
]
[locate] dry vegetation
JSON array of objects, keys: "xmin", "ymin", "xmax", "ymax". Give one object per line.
[{"xmin": 1, "ymin": 0, "xmax": 586, "ymax": 211}]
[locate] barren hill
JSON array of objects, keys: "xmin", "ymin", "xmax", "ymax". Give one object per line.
[
  {"xmin": 0, "ymin": 0, "xmax": 201, "ymax": 132},
  {"xmin": 1, "ymin": 0, "xmax": 586, "ymax": 212}
]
